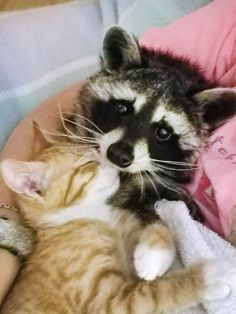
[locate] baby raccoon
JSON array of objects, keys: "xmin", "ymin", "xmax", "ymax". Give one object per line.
[{"xmin": 69, "ymin": 26, "xmax": 236, "ymax": 224}]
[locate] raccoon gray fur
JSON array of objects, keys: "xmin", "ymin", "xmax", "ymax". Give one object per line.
[{"xmin": 69, "ymin": 26, "xmax": 236, "ymax": 225}]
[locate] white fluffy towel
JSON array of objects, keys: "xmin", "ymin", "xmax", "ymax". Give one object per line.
[{"xmin": 155, "ymin": 200, "xmax": 236, "ymax": 314}]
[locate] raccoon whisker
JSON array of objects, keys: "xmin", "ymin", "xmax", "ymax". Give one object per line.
[
  {"xmin": 149, "ymin": 158, "xmax": 199, "ymax": 168},
  {"xmin": 147, "ymin": 169, "xmax": 181, "ymax": 196},
  {"xmin": 53, "ymin": 145, "xmax": 98, "ymax": 150},
  {"xmin": 154, "ymin": 166, "xmax": 178, "ymax": 175},
  {"xmin": 151, "ymin": 163, "xmax": 198, "ymax": 172},
  {"xmin": 139, "ymin": 172, "xmax": 144, "ymax": 200},
  {"xmin": 43, "ymin": 123, "xmax": 99, "ymax": 145},
  {"xmin": 150, "ymin": 160, "xmax": 198, "ymax": 167},
  {"xmin": 157, "ymin": 167, "xmax": 195, "ymax": 185},
  {"xmin": 157, "ymin": 176, "xmax": 180, "ymax": 195},
  {"xmin": 58, "ymin": 107, "xmax": 89, "ymax": 142},
  {"xmin": 40, "ymin": 129, "xmax": 97, "ymax": 144},
  {"xmin": 77, "ymin": 140, "xmax": 99, "ymax": 146},
  {"xmin": 69, "ymin": 133, "xmax": 99, "ymax": 142},
  {"xmin": 75, "ymin": 136, "xmax": 99, "ymax": 145},
  {"xmin": 131, "ymin": 157, "xmax": 198, "ymax": 173},
  {"xmin": 62, "ymin": 116, "xmax": 101, "ymax": 139},
  {"xmin": 136, "ymin": 171, "xmax": 145, "ymax": 201},
  {"xmin": 34, "ymin": 127, "xmax": 83, "ymax": 142},
  {"xmin": 133, "ymin": 156, "xmax": 199, "ymax": 171},
  {"xmin": 66, "ymin": 133, "xmax": 98, "ymax": 145},
  {"xmin": 58, "ymin": 106, "xmax": 99, "ymax": 144},
  {"xmin": 61, "ymin": 111, "xmax": 105, "ymax": 135},
  {"xmin": 38, "ymin": 116, "xmax": 98, "ymax": 148},
  {"xmin": 75, "ymin": 137, "xmax": 99, "ymax": 144},
  {"xmin": 143, "ymin": 171, "xmax": 160, "ymax": 200}
]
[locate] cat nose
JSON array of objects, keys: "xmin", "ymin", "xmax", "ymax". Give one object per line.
[{"xmin": 107, "ymin": 142, "xmax": 134, "ymax": 168}]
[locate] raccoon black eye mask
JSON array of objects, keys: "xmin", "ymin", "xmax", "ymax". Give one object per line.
[{"xmin": 68, "ymin": 26, "xmax": 236, "ymax": 224}]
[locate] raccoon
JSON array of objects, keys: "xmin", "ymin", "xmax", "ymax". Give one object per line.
[{"xmin": 69, "ymin": 26, "xmax": 236, "ymax": 225}]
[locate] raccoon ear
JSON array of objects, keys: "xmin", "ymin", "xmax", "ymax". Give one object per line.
[
  {"xmin": 194, "ymin": 88, "xmax": 236, "ymax": 130},
  {"xmin": 1, "ymin": 159, "xmax": 50, "ymax": 198},
  {"xmin": 102, "ymin": 26, "xmax": 141, "ymax": 71}
]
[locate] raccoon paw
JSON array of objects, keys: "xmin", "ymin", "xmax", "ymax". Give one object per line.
[
  {"xmin": 134, "ymin": 243, "xmax": 175, "ymax": 281},
  {"xmin": 201, "ymin": 260, "xmax": 236, "ymax": 301}
]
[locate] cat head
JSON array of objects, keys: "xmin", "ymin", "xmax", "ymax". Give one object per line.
[
  {"xmin": 1, "ymin": 142, "xmax": 119, "ymax": 228},
  {"xmin": 72, "ymin": 27, "xmax": 236, "ymax": 185}
]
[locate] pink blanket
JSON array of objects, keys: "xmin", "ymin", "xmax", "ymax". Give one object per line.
[{"xmin": 141, "ymin": 0, "xmax": 236, "ymax": 237}]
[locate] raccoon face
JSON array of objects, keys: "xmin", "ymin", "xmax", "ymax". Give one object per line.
[
  {"xmin": 74, "ymin": 27, "xmax": 236, "ymax": 184},
  {"xmin": 95, "ymin": 90, "xmax": 201, "ymax": 177}
]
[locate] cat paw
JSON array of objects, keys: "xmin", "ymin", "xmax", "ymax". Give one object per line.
[
  {"xmin": 202, "ymin": 260, "xmax": 236, "ymax": 301},
  {"xmin": 134, "ymin": 243, "xmax": 175, "ymax": 281}
]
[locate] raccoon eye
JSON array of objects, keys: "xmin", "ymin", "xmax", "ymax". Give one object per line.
[
  {"xmin": 115, "ymin": 103, "xmax": 128, "ymax": 116},
  {"xmin": 155, "ymin": 127, "xmax": 172, "ymax": 141}
]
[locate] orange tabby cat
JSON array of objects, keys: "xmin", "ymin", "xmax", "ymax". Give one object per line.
[{"xmin": 1, "ymin": 143, "xmax": 236, "ymax": 313}]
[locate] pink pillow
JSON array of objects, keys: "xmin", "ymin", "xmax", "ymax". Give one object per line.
[
  {"xmin": 141, "ymin": 0, "xmax": 236, "ymax": 237},
  {"xmin": 141, "ymin": 0, "xmax": 236, "ymax": 87}
]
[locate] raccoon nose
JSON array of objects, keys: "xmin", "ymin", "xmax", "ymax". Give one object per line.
[{"xmin": 107, "ymin": 142, "xmax": 134, "ymax": 168}]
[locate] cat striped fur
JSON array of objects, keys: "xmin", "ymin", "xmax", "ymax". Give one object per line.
[{"xmin": 1, "ymin": 143, "xmax": 236, "ymax": 313}]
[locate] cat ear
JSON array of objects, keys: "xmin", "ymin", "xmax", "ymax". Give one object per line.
[
  {"xmin": 32, "ymin": 121, "xmax": 55, "ymax": 157},
  {"xmin": 1, "ymin": 159, "xmax": 50, "ymax": 198},
  {"xmin": 102, "ymin": 26, "xmax": 141, "ymax": 71},
  {"xmin": 194, "ymin": 88, "xmax": 236, "ymax": 131}
]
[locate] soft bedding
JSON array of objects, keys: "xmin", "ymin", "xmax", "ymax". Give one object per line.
[{"xmin": 156, "ymin": 200, "xmax": 236, "ymax": 314}]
